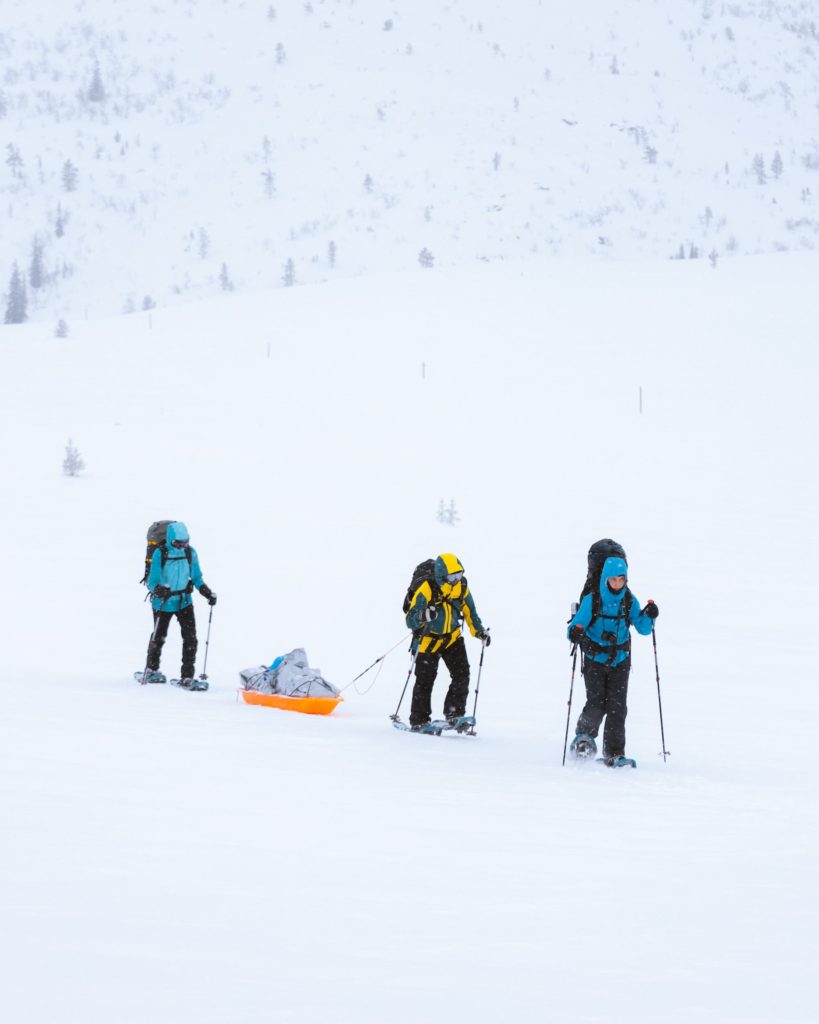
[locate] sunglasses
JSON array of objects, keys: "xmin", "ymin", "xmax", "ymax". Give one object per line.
[
  {"xmin": 446, "ymin": 571, "xmax": 464, "ymax": 584},
  {"xmin": 171, "ymin": 539, "xmax": 189, "ymax": 549}
]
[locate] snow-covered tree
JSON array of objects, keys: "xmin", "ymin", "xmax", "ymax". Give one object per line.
[
  {"xmin": 54, "ymin": 204, "xmax": 67, "ymax": 238},
  {"xmin": 418, "ymin": 248, "xmax": 435, "ymax": 268},
  {"xmin": 63, "ymin": 439, "xmax": 85, "ymax": 477},
  {"xmin": 752, "ymin": 153, "xmax": 766, "ymax": 185},
  {"xmin": 4, "ymin": 263, "xmax": 28, "ymax": 324},
  {"xmin": 282, "ymin": 258, "xmax": 295, "ymax": 287},
  {"xmin": 55, "ymin": 319, "xmax": 69, "ymax": 338},
  {"xmin": 219, "ymin": 264, "xmax": 234, "ymax": 291},
  {"xmin": 87, "ymin": 61, "xmax": 106, "ymax": 103},
  {"xmin": 328, "ymin": 240, "xmax": 337, "ymax": 269},
  {"xmin": 6, "ymin": 143, "xmax": 23, "ymax": 179},
  {"xmin": 61, "ymin": 160, "xmax": 79, "ymax": 192},
  {"xmin": 771, "ymin": 150, "xmax": 783, "ymax": 178},
  {"xmin": 29, "ymin": 236, "xmax": 45, "ymax": 291}
]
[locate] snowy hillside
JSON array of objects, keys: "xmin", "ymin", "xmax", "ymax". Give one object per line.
[
  {"xmin": 3, "ymin": 0, "xmax": 819, "ymax": 320},
  {"xmin": 1, "ymin": 251, "xmax": 817, "ymax": 1022}
]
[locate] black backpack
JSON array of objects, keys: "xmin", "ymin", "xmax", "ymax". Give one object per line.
[
  {"xmin": 580, "ymin": 538, "xmax": 631, "ymax": 629},
  {"xmin": 140, "ymin": 520, "xmax": 191, "ymax": 584},
  {"xmin": 402, "ymin": 559, "xmax": 441, "ymax": 615}
]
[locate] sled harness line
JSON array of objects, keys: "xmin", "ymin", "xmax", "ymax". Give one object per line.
[{"xmin": 340, "ymin": 633, "xmax": 409, "ymax": 695}]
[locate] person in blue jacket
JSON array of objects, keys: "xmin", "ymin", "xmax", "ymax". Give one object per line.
[
  {"xmin": 566, "ymin": 555, "xmax": 658, "ymax": 764},
  {"xmin": 144, "ymin": 521, "xmax": 216, "ymax": 685}
]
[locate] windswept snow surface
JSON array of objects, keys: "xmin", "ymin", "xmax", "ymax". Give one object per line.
[{"xmin": 1, "ymin": 255, "xmax": 817, "ymax": 1023}]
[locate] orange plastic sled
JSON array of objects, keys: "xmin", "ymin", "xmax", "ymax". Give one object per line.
[{"xmin": 240, "ymin": 689, "xmax": 343, "ymax": 716}]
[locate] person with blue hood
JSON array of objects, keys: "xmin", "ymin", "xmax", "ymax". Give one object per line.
[
  {"xmin": 404, "ymin": 553, "xmax": 489, "ymax": 730},
  {"xmin": 143, "ymin": 521, "xmax": 217, "ymax": 687},
  {"xmin": 566, "ymin": 555, "xmax": 658, "ymax": 766}
]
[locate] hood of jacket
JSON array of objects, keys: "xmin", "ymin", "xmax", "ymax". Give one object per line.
[
  {"xmin": 600, "ymin": 556, "xmax": 628, "ymax": 603},
  {"xmin": 166, "ymin": 521, "xmax": 190, "ymax": 552},
  {"xmin": 435, "ymin": 553, "xmax": 465, "ymax": 598}
]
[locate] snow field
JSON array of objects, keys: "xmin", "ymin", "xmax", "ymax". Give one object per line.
[{"xmin": 0, "ymin": 253, "xmax": 817, "ymax": 1022}]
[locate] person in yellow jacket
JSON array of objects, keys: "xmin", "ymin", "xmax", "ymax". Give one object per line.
[{"xmin": 404, "ymin": 553, "xmax": 490, "ymax": 729}]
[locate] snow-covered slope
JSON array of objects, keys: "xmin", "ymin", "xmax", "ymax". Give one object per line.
[
  {"xmin": 1, "ymin": 252, "xmax": 816, "ymax": 1022},
  {"xmin": 3, "ymin": 0, "xmax": 819, "ymax": 320}
]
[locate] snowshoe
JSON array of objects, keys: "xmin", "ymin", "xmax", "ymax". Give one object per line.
[
  {"xmin": 134, "ymin": 670, "xmax": 166, "ymax": 685},
  {"xmin": 446, "ymin": 715, "xmax": 477, "ymax": 734},
  {"xmin": 171, "ymin": 677, "xmax": 209, "ymax": 691},
  {"xmin": 570, "ymin": 733, "xmax": 597, "ymax": 759},
  {"xmin": 598, "ymin": 755, "xmax": 637, "ymax": 769}
]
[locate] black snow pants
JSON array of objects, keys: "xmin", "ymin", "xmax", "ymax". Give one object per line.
[
  {"xmin": 146, "ymin": 604, "xmax": 198, "ymax": 679},
  {"xmin": 576, "ymin": 656, "xmax": 631, "ymax": 759},
  {"xmin": 410, "ymin": 635, "xmax": 470, "ymax": 727}
]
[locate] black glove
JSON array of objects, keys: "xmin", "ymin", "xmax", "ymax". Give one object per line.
[
  {"xmin": 569, "ymin": 624, "xmax": 585, "ymax": 645},
  {"xmin": 476, "ymin": 630, "xmax": 491, "ymax": 646},
  {"xmin": 185, "ymin": 580, "xmax": 194, "ymax": 595},
  {"xmin": 199, "ymin": 584, "xmax": 217, "ymax": 606},
  {"xmin": 422, "ymin": 604, "xmax": 438, "ymax": 623},
  {"xmin": 643, "ymin": 601, "xmax": 659, "ymax": 620},
  {"xmin": 153, "ymin": 585, "xmax": 171, "ymax": 601}
]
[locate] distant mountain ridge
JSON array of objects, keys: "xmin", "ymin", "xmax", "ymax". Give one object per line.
[{"xmin": 2, "ymin": 0, "xmax": 818, "ymax": 320}]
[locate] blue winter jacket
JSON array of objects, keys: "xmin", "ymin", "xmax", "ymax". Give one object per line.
[
  {"xmin": 146, "ymin": 521, "xmax": 204, "ymax": 613},
  {"xmin": 567, "ymin": 556, "xmax": 653, "ymax": 666}
]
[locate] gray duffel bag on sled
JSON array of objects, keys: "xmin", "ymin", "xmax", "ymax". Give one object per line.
[{"xmin": 239, "ymin": 648, "xmax": 339, "ymax": 698}]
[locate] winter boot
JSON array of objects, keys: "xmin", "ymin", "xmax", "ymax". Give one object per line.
[{"xmin": 570, "ymin": 733, "xmax": 597, "ymax": 759}]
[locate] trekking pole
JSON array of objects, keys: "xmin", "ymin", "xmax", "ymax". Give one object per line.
[
  {"xmin": 561, "ymin": 643, "xmax": 579, "ymax": 766},
  {"xmin": 199, "ymin": 604, "xmax": 214, "ymax": 682},
  {"xmin": 652, "ymin": 626, "xmax": 670, "ymax": 762},
  {"xmin": 139, "ymin": 591, "xmax": 166, "ymax": 684},
  {"xmin": 467, "ymin": 630, "xmax": 490, "ymax": 736},
  {"xmin": 391, "ymin": 644, "xmax": 421, "ymax": 723},
  {"xmin": 390, "ymin": 625, "xmax": 432, "ymax": 723}
]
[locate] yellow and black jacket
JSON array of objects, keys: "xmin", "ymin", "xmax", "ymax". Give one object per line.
[{"xmin": 405, "ymin": 554, "xmax": 485, "ymax": 654}]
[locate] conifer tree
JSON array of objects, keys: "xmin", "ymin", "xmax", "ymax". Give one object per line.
[{"xmin": 4, "ymin": 262, "xmax": 28, "ymax": 324}]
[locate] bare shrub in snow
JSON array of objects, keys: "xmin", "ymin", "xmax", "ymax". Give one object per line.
[{"xmin": 55, "ymin": 319, "xmax": 69, "ymax": 338}]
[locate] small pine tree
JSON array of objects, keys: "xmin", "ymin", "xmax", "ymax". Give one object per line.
[
  {"xmin": 4, "ymin": 262, "xmax": 28, "ymax": 324},
  {"xmin": 219, "ymin": 263, "xmax": 234, "ymax": 291},
  {"xmin": 418, "ymin": 248, "xmax": 434, "ymax": 268},
  {"xmin": 63, "ymin": 439, "xmax": 85, "ymax": 477},
  {"xmin": 363, "ymin": 174, "xmax": 374, "ymax": 193},
  {"xmin": 282, "ymin": 258, "xmax": 295, "ymax": 287},
  {"xmin": 275, "ymin": 43, "xmax": 286, "ymax": 64},
  {"xmin": 87, "ymin": 61, "xmax": 106, "ymax": 103},
  {"xmin": 29, "ymin": 236, "xmax": 45, "ymax": 290},
  {"xmin": 142, "ymin": 295, "xmax": 156, "ymax": 310},
  {"xmin": 493, "ymin": 152, "xmax": 501, "ymax": 171},
  {"xmin": 262, "ymin": 169, "xmax": 276, "ymax": 197},
  {"xmin": 55, "ymin": 203, "xmax": 67, "ymax": 238},
  {"xmin": 55, "ymin": 319, "xmax": 69, "ymax": 337},
  {"xmin": 328, "ymin": 240, "xmax": 337, "ymax": 269},
  {"xmin": 436, "ymin": 498, "xmax": 459, "ymax": 525},
  {"xmin": 752, "ymin": 153, "xmax": 766, "ymax": 185},
  {"xmin": 267, "ymin": 5, "xmax": 276, "ymax": 19},
  {"xmin": 6, "ymin": 143, "xmax": 23, "ymax": 179},
  {"xmin": 197, "ymin": 228, "xmax": 210, "ymax": 259},
  {"xmin": 61, "ymin": 160, "xmax": 78, "ymax": 192},
  {"xmin": 771, "ymin": 150, "xmax": 783, "ymax": 178}
]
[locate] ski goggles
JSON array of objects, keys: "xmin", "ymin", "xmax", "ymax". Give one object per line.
[
  {"xmin": 446, "ymin": 571, "xmax": 464, "ymax": 584},
  {"xmin": 171, "ymin": 539, "xmax": 189, "ymax": 549}
]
